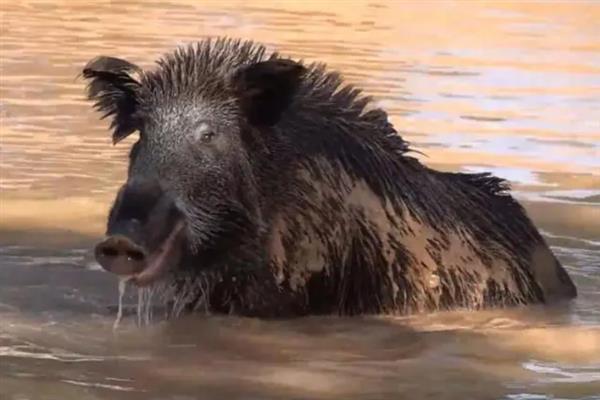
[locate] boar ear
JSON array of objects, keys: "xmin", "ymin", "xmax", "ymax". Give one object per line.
[
  {"xmin": 82, "ymin": 56, "xmax": 142, "ymax": 144},
  {"xmin": 232, "ymin": 59, "xmax": 306, "ymax": 126}
]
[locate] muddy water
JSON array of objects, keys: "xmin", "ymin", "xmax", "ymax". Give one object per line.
[{"xmin": 1, "ymin": 1, "xmax": 599, "ymax": 399}]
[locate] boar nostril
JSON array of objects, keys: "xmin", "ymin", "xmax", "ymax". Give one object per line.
[
  {"xmin": 126, "ymin": 250, "xmax": 145, "ymax": 261},
  {"xmin": 100, "ymin": 247, "xmax": 119, "ymax": 258}
]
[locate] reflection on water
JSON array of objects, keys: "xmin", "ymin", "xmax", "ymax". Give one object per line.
[{"xmin": 0, "ymin": 1, "xmax": 599, "ymax": 399}]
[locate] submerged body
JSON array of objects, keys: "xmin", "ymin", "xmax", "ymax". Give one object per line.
[{"xmin": 84, "ymin": 38, "xmax": 576, "ymax": 318}]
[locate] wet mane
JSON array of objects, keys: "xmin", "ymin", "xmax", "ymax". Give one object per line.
[
  {"xmin": 140, "ymin": 37, "xmax": 512, "ymax": 230},
  {"xmin": 141, "ymin": 38, "xmax": 411, "ymax": 151},
  {"xmin": 140, "ymin": 38, "xmax": 270, "ymax": 104}
]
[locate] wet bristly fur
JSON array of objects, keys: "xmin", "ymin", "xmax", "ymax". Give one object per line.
[{"xmin": 83, "ymin": 38, "xmax": 577, "ymax": 318}]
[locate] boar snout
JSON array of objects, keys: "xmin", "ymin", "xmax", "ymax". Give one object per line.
[
  {"xmin": 95, "ymin": 235, "xmax": 147, "ymax": 276},
  {"xmin": 94, "ymin": 178, "xmax": 186, "ymax": 285}
]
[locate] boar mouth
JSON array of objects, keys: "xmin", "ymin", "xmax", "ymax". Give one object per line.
[
  {"xmin": 95, "ymin": 220, "xmax": 186, "ymax": 287},
  {"xmin": 133, "ymin": 220, "xmax": 186, "ymax": 286}
]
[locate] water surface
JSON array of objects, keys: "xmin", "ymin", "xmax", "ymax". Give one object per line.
[{"xmin": 1, "ymin": 1, "xmax": 599, "ymax": 399}]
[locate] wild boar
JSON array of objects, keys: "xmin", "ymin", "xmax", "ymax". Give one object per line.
[{"xmin": 83, "ymin": 38, "xmax": 577, "ymax": 318}]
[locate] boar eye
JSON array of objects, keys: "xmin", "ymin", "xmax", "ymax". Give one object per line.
[
  {"xmin": 192, "ymin": 122, "xmax": 216, "ymax": 144},
  {"xmin": 199, "ymin": 131, "xmax": 215, "ymax": 143}
]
